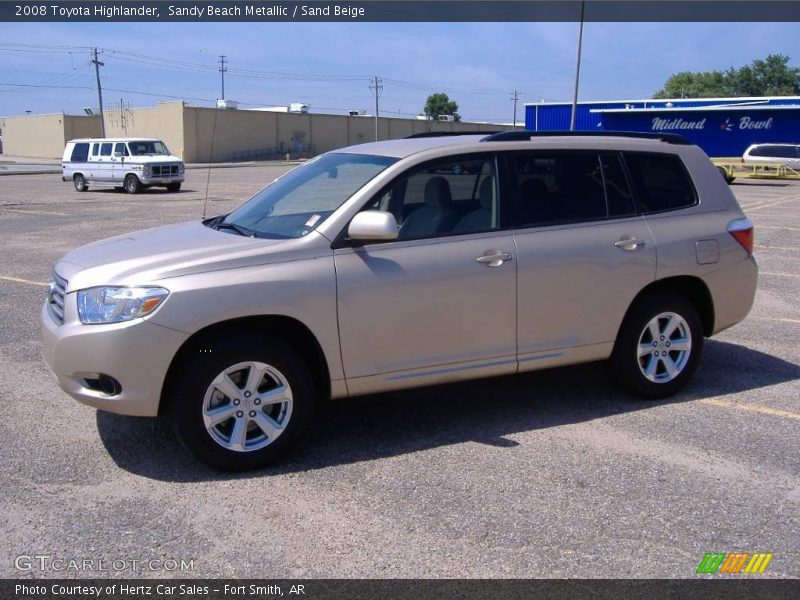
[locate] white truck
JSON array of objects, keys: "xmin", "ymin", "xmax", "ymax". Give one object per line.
[{"xmin": 62, "ymin": 137, "xmax": 185, "ymax": 194}]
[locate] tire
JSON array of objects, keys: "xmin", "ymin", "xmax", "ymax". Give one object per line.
[
  {"xmin": 73, "ymin": 174, "xmax": 88, "ymax": 192},
  {"xmin": 113, "ymin": 186, "xmax": 124, "ymax": 193},
  {"xmin": 609, "ymin": 291, "xmax": 704, "ymax": 399},
  {"xmin": 169, "ymin": 335, "xmax": 316, "ymax": 471},
  {"xmin": 124, "ymin": 174, "xmax": 141, "ymax": 194},
  {"xmin": 166, "ymin": 182, "xmax": 182, "ymax": 193}
]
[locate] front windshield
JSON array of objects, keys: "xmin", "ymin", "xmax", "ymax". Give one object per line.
[
  {"xmin": 129, "ymin": 141, "xmax": 171, "ymax": 156},
  {"xmin": 221, "ymin": 152, "xmax": 397, "ymax": 239}
]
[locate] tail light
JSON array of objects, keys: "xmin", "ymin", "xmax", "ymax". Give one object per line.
[{"xmin": 728, "ymin": 217, "xmax": 754, "ymax": 254}]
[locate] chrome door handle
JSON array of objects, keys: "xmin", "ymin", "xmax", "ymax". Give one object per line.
[
  {"xmin": 476, "ymin": 251, "xmax": 513, "ymax": 267},
  {"xmin": 614, "ymin": 238, "xmax": 646, "ymax": 251}
]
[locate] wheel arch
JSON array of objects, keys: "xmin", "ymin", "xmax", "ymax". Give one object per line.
[
  {"xmin": 622, "ymin": 276, "xmax": 715, "ymax": 338},
  {"xmin": 159, "ymin": 315, "xmax": 332, "ymax": 416}
]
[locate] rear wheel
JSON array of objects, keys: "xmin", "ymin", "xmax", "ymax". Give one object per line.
[
  {"xmin": 73, "ymin": 174, "xmax": 88, "ymax": 192},
  {"xmin": 609, "ymin": 292, "xmax": 703, "ymax": 398},
  {"xmin": 169, "ymin": 335, "xmax": 315, "ymax": 470},
  {"xmin": 166, "ymin": 182, "xmax": 182, "ymax": 193},
  {"xmin": 124, "ymin": 174, "xmax": 141, "ymax": 194}
]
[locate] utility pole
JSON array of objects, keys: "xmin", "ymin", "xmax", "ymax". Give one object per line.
[
  {"xmin": 218, "ymin": 55, "xmax": 227, "ymax": 101},
  {"xmin": 91, "ymin": 48, "xmax": 105, "ymax": 137},
  {"xmin": 369, "ymin": 76, "xmax": 383, "ymax": 141},
  {"xmin": 569, "ymin": 1, "xmax": 586, "ymax": 131},
  {"xmin": 510, "ymin": 90, "xmax": 520, "ymax": 129}
]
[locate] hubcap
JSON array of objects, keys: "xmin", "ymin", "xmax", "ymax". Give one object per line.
[
  {"xmin": 636, "ymin": 312, "xmax": 692, "ymax": 383},
  {"xmin": 202, "ymin": 361, "xmax": 293, "ymax": 453}
]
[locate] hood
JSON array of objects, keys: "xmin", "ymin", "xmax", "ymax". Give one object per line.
[
  {"xmin": 130, "ymin": 154, "xmax": 183, "ymax": 164},
  {"xmin": 56, "ymin": 220, "xmax": 328, "ymax": 291}
]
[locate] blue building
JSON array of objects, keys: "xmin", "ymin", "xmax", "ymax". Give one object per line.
[{"xmin": 524, "ymin": 97, "xmax": 800, "ymax": 156}]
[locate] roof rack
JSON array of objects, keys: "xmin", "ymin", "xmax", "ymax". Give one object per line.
[
  {"xmin": 405, "ymin": 131, "xmax": 489, "ymax": 139},
  {"xmin": 480, "ymin": 130, "xmax": 693, "ymax": 145}
]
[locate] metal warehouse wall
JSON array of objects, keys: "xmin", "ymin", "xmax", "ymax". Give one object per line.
[{"xmin": 524, "ymin": 96, "xmax": 800, "ymax": 132}]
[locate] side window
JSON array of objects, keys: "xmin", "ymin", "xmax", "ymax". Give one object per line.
[
  {"xmin": 513, "ymin": 152, "xmax": 607, "ymax": 226},
  {"xmin": 600, "ymin": 153, "xmax": 635, "ymax": 217},
  {"xmin": 91, "ymin": 143, "xmax": 99, "ymax": 157},
  {"xmin": 364, "ymin": 155, "xmax": 499, "ymax": 240},
  {"xmin": 624, "ymin": 152, "xmax": 696, "ymax": 214},
  {"xmin": 69, "ymin": 143, "xmax": 89, "ymax": 163},
  {"xmin": 100, "ymin": 143, "xmax": 113, "ymax": 157},
  {"xmin": 114, "ymin": 142, "xmax": 129, "ymax": 157}
]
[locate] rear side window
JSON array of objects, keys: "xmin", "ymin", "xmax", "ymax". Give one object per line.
[
  {"xmin": 100, "ymin": 143, "xmax": 113, "ymax": 157},
  {"xmin": 624, "ymin": 153, "xmax": 696, "ymax": 214},
  {"xmin": 511, "ymin": 151, "xmax": 635, "ymax": 227},
  {"xmin": 91, "ymin": 143, "xmax": 99, "ymax": 156},
  {"xmin": 69, "ymin": 143, "xmax": 89, "ymax": 162}
]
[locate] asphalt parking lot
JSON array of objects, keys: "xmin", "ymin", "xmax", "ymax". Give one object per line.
[{"xmin": 0, "ymin": 165, "xmax": 798, "ymax": 579}]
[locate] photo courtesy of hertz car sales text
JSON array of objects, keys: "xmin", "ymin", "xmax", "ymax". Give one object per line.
[
  {"xmin": 42, "ymin": 131, "xmax": 757, "ymax": 471},
  {"xmin": 62, "ymin": 138, "xmax": 185, "ymax": 194}
]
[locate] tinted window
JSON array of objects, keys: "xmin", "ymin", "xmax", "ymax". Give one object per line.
[
  {"xmin": 100, "ymin": 143, "xmax": 112, "ymax": 157},
  {"xmin": 114, "ymin": 142, "xmax": 129, "ymax": 157},
  {"xmin": 624, "ymin": 153, "xmax": 696, "ymax": 213},
  {"xmin": 91, "ymin": 143, "xmax": 99, "ymax": 156},
  {"xmin": 749, "ymin": 145, "xmax": 798, "ymax": 158},
  {"xmin": 512, "ymin": 152, "xmax": 609, "ymax": 226},
  {"xmin": 365, "ymin": 155, "xmax": 499, "ymax": 239},
  {"xmin": 69, "ymin": 143, "xmax": 89, "ymax": 163}
]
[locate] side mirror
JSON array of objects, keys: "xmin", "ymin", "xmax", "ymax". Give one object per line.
[
  {"xmin": 114, "ymin": 151, "xmax": 124, "ymax": 158},
  {"xmin": 347, "ymin": 210, "xmax": 399, "ymax": 242}
]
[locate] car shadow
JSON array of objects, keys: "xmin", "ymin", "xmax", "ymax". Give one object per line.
[
  {"xmin": 731, "ymin": 181, "xmax": 792, "ymax": 187},
  {"xmin": 96, "ymin": 339, "xmax": 800, "ymax": 482}
]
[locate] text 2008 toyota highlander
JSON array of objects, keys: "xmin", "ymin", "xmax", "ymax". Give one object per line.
[{"xmin": 42, "ymin": 131, "xmax": 757, "ymax": 470}]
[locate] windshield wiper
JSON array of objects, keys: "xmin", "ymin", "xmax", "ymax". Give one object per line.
[{"xmin": 213, "ymin": 221, "xmax": 257, "ymax": 237}]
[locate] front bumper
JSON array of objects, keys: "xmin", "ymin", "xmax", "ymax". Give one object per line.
[
  {"xmin": 41, "ymin": 301, "xmax": 189, "ymax": 417},
  {"xmin": 140, "ymin": 174, "xmax": 185, "ymax": 185}
]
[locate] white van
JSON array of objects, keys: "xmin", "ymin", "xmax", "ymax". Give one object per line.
[
  {"xmin": 742, "ymin": 143, "xmax": 800, "ymax": 168},
  {"xmin": 62, "ymin": 138, "xmax": 185, "ymax": 194}
]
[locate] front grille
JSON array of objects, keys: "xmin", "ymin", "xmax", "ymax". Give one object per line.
[
  {"xmin": 150, "ymin": 163, "xmax": 181, "ymax": 177},
  {"xmin": 47, "ymin": 271, "xmax": 68, "ymax": 325}
]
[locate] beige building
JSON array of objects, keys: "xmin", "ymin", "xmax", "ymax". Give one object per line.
[{"xmin": 2, "ymin": 101, "xmax": 504, "ymax": 162}]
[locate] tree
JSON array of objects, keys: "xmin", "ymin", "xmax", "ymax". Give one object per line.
[
  {"xmin": 423, "ymin": 93, "xmax": 461, "ymax": 121},
  {"xmin": 654, "ymin": 54, "xmax": 800, "ymax": 98}
]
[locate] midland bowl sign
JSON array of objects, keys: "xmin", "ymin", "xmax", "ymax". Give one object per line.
[{"xmin": 600, "ymin": 107, "xmax": 796, "ymax": 156}]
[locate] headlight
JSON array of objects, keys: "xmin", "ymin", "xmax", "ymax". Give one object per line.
[
  {"xmin": 178, "ymin": 163, "xmax": 185, "ymax": 174},
  {"xmin": 77, "ymin": 287, "xmax": 169, "ymax": 324},
  {"xmin": 142, "ymin": 165, "xmax": 151, "ymax": 176}
]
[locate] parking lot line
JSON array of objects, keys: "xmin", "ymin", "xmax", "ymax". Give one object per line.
[
  {"xmin": 760, "ymin": 272, "xmax": 800, "ymax": 278},
  {"xmin": 757, "ymin": 225, "xmax": 800, "ymax": 232},
  {"xmin": 747, "ymin": 198, "xmax": 798, "ymax": 212},
  {"xmin": 700, "ymin": 398, "xmax": 800, "ymax": 421},
  {"xmin": 754, "ymin": 245, "xmax": 799, "ymax": 252},
  {"xmin": 0, "ymin": 275, "xmax": 48, "ymax": 286},
  {"xmin": 0, "ymin": 207, "xmax": 68, "ymax": 216},
  {"xmin": 754, "ymin": 317, "xmax": 800, "ymax": 324}
]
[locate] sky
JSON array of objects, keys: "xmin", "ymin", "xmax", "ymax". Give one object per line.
[{"xmin": 1, "ymin": 20, "xmax": 799, "ymax": 123}]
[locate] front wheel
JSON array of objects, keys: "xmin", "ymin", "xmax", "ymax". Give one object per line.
[
  {"xmin": 73, "ymin": 174, "xmax": 88, "ymax": 192},
  {"xmin": 166, "ymin": 182, "xmax": 182, "ymax": 193},
  {"xmin": 169, "ymin": 335, "xmax": 316, "ymax": 470},
  {"xmin": 124, "ymin": 174, "xmax": 141, "ymax": 194},
  {"xmin": 609, "ymin": 292, "xmax": 704, "ymax": 399}
]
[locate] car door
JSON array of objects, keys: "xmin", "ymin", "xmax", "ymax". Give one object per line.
[
  {"xmin": 111, "ymin": 142, "xmax": 130, "ymax": 182},
  {"xmin": 509, "ymin": 151, "xmax": 657, "ymax": 369},
  {"xmin": 334, "ymin": 153, "xmax": 518, "ymax": 395}
]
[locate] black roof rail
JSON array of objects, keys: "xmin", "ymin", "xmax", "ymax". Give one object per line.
[
  {"xmin": 480, "ymin": 130, "xmax": 693, "ymax": 145},
  {"xmin": 405, "ymin": 131, "xmax": 490, "ymax": 139}
]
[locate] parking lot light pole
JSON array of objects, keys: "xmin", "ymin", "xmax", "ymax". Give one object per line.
[{"xmin": 570, "ymin": 1, "xmax": 586, "ymax": 131}]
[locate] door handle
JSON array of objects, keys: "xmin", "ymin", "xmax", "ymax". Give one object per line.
[
  {"xmin": 614, "ymin": 238, "xmax": 646, "ymax": 251},
  {"xmin": 476, "ymin": 251, "xmax": 513, "ymax": 267}
]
